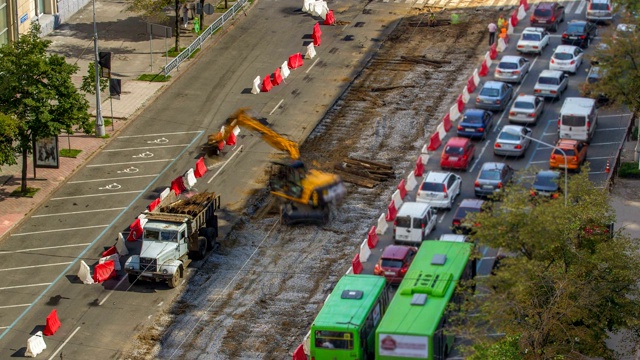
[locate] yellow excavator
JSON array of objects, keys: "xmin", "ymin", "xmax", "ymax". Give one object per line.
[{"xmin": 209, "ymin": 108, "xmax": 347, "ymax": 224}]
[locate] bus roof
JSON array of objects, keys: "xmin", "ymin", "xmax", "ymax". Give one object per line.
[
  {"xmin": 377, "ymin": 241, "xmax": 473, "ymax": 336},
  {"xmin": 312, "ymin": 274, "xmax": 387, "ymax": 331}
]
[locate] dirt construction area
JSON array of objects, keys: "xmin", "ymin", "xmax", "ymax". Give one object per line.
[{"xmin": 125, "ymin": 6, "xmax": 504, "ymax": 360}]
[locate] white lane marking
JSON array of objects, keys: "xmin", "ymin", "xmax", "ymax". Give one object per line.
[
  {"xmin": 98, "ymin": 276, "xmax": 128, "ymax": 306},
  {"xmin": 597, "ymin": 128, "xmax": 629, "ymax": 132},
  {"xmin": 588, "ymin": 142, "xmax": 624, "ymax": 146},
  {"xmin": 118, "ymin": 131, "xmax": 202, "ymax": 138},
  {"xmin": 0, "ymin": 262, "xmax": 72, "ymax": 272},
  {"xmin": 0, "ymin": 283, "xmax": 51, "ymax": 291},
  {"xmin": 587, "ymin": 156, "xmax": 612, "ymax": 160},
  {"xmin": 564, "ymin": 0, "xmax": 577, "ymax": 14},
  {"xmin": 438, "ymin": 213, "xmax": 446, "ymax": 223},
  {"xmin": 542, "ymin": 132, "xmax": 557, "ymax": 136},
  {"xmin": 48, "ymin": 326, "xmax": 81, "ymax": 360},
  {"xmin": 0, "ymin": 243, "xmax": 91, "ymax": 254},
  {"xmin": 51, "ymin": 190, "xmax": 143, "ymax": 200},
  {"xmin": 306, "ymin": 58, "xmax": 320, "ymax": 74},
  {"xmin": 469, "ymin": 141, "xmax": 491, "ymax": 173},
  {"xmin": 103, "ymin": 144, "xmax": 189, "ymax": 152},
  {"xmin": 574, "ymin": 0, "xmax": 587, "ymax": 14},
  {"xmin": 599, "ymin": 115, "xmax": 633, "ymax": 118},
  {"xmin": 529, "ymin": 160, "xmax": 549, "ymax": 164},
  {"xmin": 12, "ymin": 225, "xmax": 108, "ymax": 236},
  {"xmin": 86, "ymin": 159, "xmax": 174, "ymax": 167},
  {"xmin": 590, "ymin": 171, "xmax": 607, "ymax": 174},
  {"xmin": 33, "ymin": 209, "xmax": 125, "ymax": 218},
  {"xmin": 69, "ymin": 175, "xmax": 158, "ymax": 184},
  {"xmin": 269, "ymin": 99, "xmax": 284, "ymax": 115},
  {"xmin": 207, "ymin": 145, "xmax": 244, "ymax": 184},
  {"xmin": 0, "ymin": 304, "xmax": 30, "ymax": 309}
]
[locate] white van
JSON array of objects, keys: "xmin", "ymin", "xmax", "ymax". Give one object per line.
[
  {"xmin": 393, "ymin": 202, "xmax": 437, "ymax": 244},
  {"xmin": 558, "ymin": 97, "xmax": 597, "ymax": 142}
]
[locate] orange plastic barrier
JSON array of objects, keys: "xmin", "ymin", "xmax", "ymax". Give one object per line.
[
  {"xmin": 489, "ymin": 42, "xmax": 498, "ymax": 59},
  {"xmin": 352, "ymin": 254, "xmax": 363, "ymax": 274},
  {"xmin": 102, "ymin": 245, "xmax": 117, "ymax": 258},
  {"xmin": 414, "ymin": 156, "xmax": 425, "ymax": 177},
  {"xmin": 324, "ymin": 10, "xmax": 335, "ymax": 25},
  {"xmin": 194, "ymin": 157, "xmax": 207, "ymax": 178},
  {"xmin": 226, "ymin": 130, "xmax": 237, "ymax": 146},
  {"xmin": 397, "ymin": 179, "xmax": 407, "ymax": 199},
  {"xmin": 456, "ymin": 94, "xmax": 465, "ymax": 112},
  {"xmin": 261, "ymin": 75, "xmax": 273, "ymax": 92},
  {"xmin": 312, "ymin": 32, "xmax": 321, "ymax": 47},
  {"xmin": 288, "ymin": 53, "xmax": 304, "ymax": 69},
  {"xmin": 427, "ymin": 132, "xmax": 441, "ymax": 151},
  {"xmin": 367, "ymin": 226, "xmax": 379, "ymax": 248},
  {"xmin": 127, "ymin": 218, "xmax": 144, "ymax": 241},
  {"xmin": 272, "ymin": 68, "xmax": 283, "ymax": 86},
  {"xmin": 148, "ymin": 198, "xmax": 160, "ymax": 212},
  {"xmin": 443, "ymin": 113, "xmax": 452, "ymax": 132},
  {"xmin": 467, "ymin": 76, "xmax": 477, "ymax": 93},
  {"xmin": 93, "ymin": 260, "xmax": 116, "ymax": 283},
  {"xmin": 43, "ymin": 309, "xmax": 61, "ymax": 336},
  {"xmin": 171, "ymin": 176, "xmax": 186, "ymax": 195},
  {"xmin": 520, "ymin": 0, "xmax": 529, "ymax": 10},
  {"xmin": 385, "ymin": 199, "xmax": 397, "ymax": 221},
  {"xmin": 510, "ymin": 11, "xmax": 518, "ymax": 27},
  {"xmin": 478, "ymin": 60, "xmax": 489, "ymax": 77},
  {"xmin": 292, "ymin": 344, "xmax": 306, "ymax": 360},
  {"xmin": 313, "ymin": 22, "xmax": 322, "ymax": 37}
]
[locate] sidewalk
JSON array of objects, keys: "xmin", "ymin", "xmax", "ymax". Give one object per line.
[{"xmin": 0, "ymin": 0, "xmax": 224, "ymax": 240}]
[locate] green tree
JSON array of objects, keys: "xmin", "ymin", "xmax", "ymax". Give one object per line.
[
  {"xmin": 459, "ymin": 169, "xmax": 640, "ymax": 359},
  {"xmin": 0, "ymin": 112, "xmax": 19, "ymax": 168},
  {"xmin": 80, "ymin": 61, "xmax": 108, "ymax": 95},
  {"xmin": 0, "ymin": 23, "xmax": 91, "ymax": 193},
  {"xmin": 127, "ymin": 0, "xmax": 187, "ymax": 54}
]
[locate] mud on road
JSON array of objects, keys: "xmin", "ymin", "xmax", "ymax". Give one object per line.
[{"xmin": 125, "ymin": 7, "xmax": 504, "ymax": 360}]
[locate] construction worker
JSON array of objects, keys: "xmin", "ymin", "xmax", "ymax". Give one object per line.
[{"xmin": 497, "ymin": 14, "xmax": 506, "ymax": 30}]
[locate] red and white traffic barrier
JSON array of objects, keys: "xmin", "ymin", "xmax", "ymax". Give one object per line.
[
  {"xmin": 25, "ymin": 331, "xmax": 46, "ymax": 357},
  {"xmin": 183, "ymin": 168, "xmax": 197, "ymax": 190},
  {"xmin": 77, "ymin": 260, "xmax": 94, "ymax": 284},
  {"xmin": 345, "ymin": 266, "xmax": 353, "ymax": 275},
  {"xmin": 392, "ymin": 189, "xmax": 403, "ymax": 211},
  {"xmin": 478, "ymin": 59, "xmax": 489, "ymax": 77},
  {"xmin": 376, "ymin": 213, "xmax": 388, "ymax": 234},
  {"xmin": 43, "ymin": 309, "xmax": 61, "ymax": 336},
  {"xmin": 517, "ymin": 5, "xmax": 526, "ymax": 20},
  {"xmin": 385, "ymin": 199, "xmax": 397, "ymax": 221},
  {"xmin": 261, "ymin": 75, "xmax": 273, "ymax": 92},
  {"xmin": 306, "ymin": 43, "xmax": 316, "ymax": 59},
  {"xmin": 397, "ymin": 179, "xmax": 408, "ymax": 199},
  {"xmin": 352, "ymin": 254, "xmax": 363, "ymax": 274},
  {"xmin": 281, "ymin": 61, "xmax": 290, "ymax": 79},
  {"xmin": 462, "ymin": 86, "xmax": 470, "ymax": 103},
  {"xmin": 288, "ymin": 53, "xmax": 304, "ymax": 69},
  {"xmin": 450, "ymin": 103, "xmax": 461, "ymax": 121},
  {"xmin": 427, "ymin": 132, "xmax": 441, "ymax": 151},
  {"xmin": 272, "ymin": 68, "xmax": 283, "ymax": 86},
  {"xmin": 359, "ymin": 238, "xmax": 371, "ymax": 262},
  {"xmin": 443, "ymin": 113, "xmax": 452, "ymax": 132},
  {"xmin": 406, "ymin": 171, "xmax": 417, "ymax": 192},
  {"xmin": 472, "ymin": 69, "xmax": 480, "ymax": 87},
  {"xmin": 497, "ymin": 37, "xmax": 507, "ymax": 52},
  {"xmin": 311, "ymin": 0, "xmax": 329, "ymax": 19},
  {"xmin": 436, "ymin": 122, "xmax": 447, "ymax": 141},
  {"xmin": 484, "ymin": 51, "xmax": 493, "ymax": 67},
  {"xmin": 302, "ymin": 0, "xmax": 314, "ymax": 13},
  {"xmin": 520, "ymin": 0, "xmax": 529, "ymax": 11},
  {"xmin": 415, "ymin": 153, "xmax": 426, "ymax": 177},
  {"xmin": 489, "ymin": 42, "xmax": 498, "ymax": 60},
  {"xmin": 324, "ymin": 10, "xmax": 335, "ymax": 25},
  {"xmin": 367, "ymin": 226, "xmax": 379, "ymax": 248},
  {"xmin": 251, "ymin": 76, "xmax": 261, "ymax": 94},
  {"xmin": 160, "ymin": 187, "xmax": 170, "ymax": 200},
  {"xmin": 93, "ymin": 260, "xmax": 116, "ymax": 283}
]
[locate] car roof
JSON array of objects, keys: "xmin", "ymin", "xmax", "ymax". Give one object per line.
[
  {"xmin": 567, "ymin": 20, "xmax": 587, "ymax": 26},
  {"xmin": 397, "ymin": 202, "xmax": 430, "ymax": 216},
  {"xmin": 463, "ymin": 108, "xmax": 488, "ymax": 117},
  {"xmin": 557, "ymin": 138, "xmax": 580, "ymax": 147},
  {"xmin": 537, "ymin": 170, "xmax": 560, "ymax": 178},
  {"xmin": 523, "ymin": 27, "xmax": 546, "ymax": 33},
  {"xmin": 424, "ymin": 171, "xmax": 450, "ymax": 183},
  {"xmin": 480, "ymin": 162, "xmax": 507, "ymax": 170},
  {"xmin": 591, "ymin": 0, "xmax": 609, "ymax": 3},
  {"xmin": 514, "ymin": 94, "xmax": 536, "ymax": 102},
  {"xmin": 539, "ymin": 69, "xmax": 564, "ymax": 77},
  {"xmin": 482, "ymin": 81, "xmax": 506, "ymax": 89},
  {"xmin": 446, "ymin": 137, "xmax": 471, "ymax": 147},
  {"xmin": 501, "ymin": 124, "xmax": 525, "ymax": 133},
  {"xmin": 535, "ymin": 2, "xmax": 558, "ymax": 9},
  {"xmin": 458, "ymin": 198, "xmax": 484, "ymax": 209},
  {"xmin": 555, "ymin": 45, "xmax": 579, "ymax": 53},
  {"xmin": 500, "ymin": 55, "xmax": 523, "ymax": 63},
  {"xmin": 381, "ymin": 245, "xmax": 413, "ymax": 260}
]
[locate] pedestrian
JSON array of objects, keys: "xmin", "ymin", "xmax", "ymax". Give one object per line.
[
  {"xmin": 497, "ymin": 14, "xmax": 506, "ymax": 30},
  {"xmin": 488, "ymin": 22, "xmax": 497, "ymax": 45},
  {"xmin": 182, "ymin": 4, "xmax": 189, "ymax": 28}
]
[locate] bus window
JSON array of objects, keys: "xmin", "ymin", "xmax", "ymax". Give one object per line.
[{"xmin": 315, "ymin": 331, "xmax": 354, "ymax": 350}]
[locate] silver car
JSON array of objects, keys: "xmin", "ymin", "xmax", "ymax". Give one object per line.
[
  {"xmin": 534, "ymin": 70, "xmax": 568, "ymax": 100},
  {"xmin": 494, "ymin": 125, "xmax": 532, "ymax": 157},
  {"xmin": 586, "ymin": 0, "xmax": 612, "ymax": 23},
  {"xmin": 508, "ymin": 94, "xmax": 544, "ymax": 125},
  {"xmin": 494, "ymin": 55, "xmax": 530, "ymax": 84},
  {"xmin": 474, "ymin": 162, "xmax": 514, "ymax": 198}
]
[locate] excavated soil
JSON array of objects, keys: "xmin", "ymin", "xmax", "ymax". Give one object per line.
[{"xmin": 125, "ymin": 7, "xmax": 504, "ymax": 360}]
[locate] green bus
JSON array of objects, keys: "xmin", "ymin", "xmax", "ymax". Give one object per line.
[
  {"xmin": 375, "ymin": 241, "xmax": 475, "ymax": 360},
  {"xmin": 309, "ymin": 274, "xmax": 391, "ymax": 360}
]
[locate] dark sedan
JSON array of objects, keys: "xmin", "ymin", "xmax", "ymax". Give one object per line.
[
  {"xmin": 531, "ymin": 170, "xmax": 562, "ymax": 198},
  {"xmin": 475, "ymin": 81, "xmax": 513, "ymax": 111},
  {"xmin": 457, "ymin": 109, "xmax": 494, "ymax": 140},
  {"xmin": 562, "ymin": 20, "xmax": 597, "ymax": 48}
]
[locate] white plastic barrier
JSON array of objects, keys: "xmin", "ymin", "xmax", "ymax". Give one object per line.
[
  {"xmin": 306, "ymin": 43, "xmax": 317, "ymax": 59},
  {"xmin": 233, "ymin": 126, "xmax": 241, "ymax": 136},
  {"xmin": 497, "ymin": 38, "xmax": 507, "ymax": 52},
  {"xmin": 251, "ymin": 76, "xmax": 261, "ymax": 95},
  {"xmin": 160, "ymin": 187, "xmax": 170, "ymax": 201},
  {"xmin": 117, "ymin": 233, "xmax": 129, "ymax": 256},
  {"xmin": 462, "ymin": 86, "xmax": 470, "ymax": 103},
  {"xmin": 376, "ymin": 213, "xmax": 388, "ymax": 234},
  {"xmin": 25, "ymin": 331, "xmax": 46, "ymax": 358},
  {"xmin": 485, "ymin": 51, "xmax": 493, "ymax": 67},
  {"xmin": 303, "ymin": 331, "xmax": 311, "ymax": 356},
  {"xmin": 77, "ymin": 260, "xmax": 94, "ymax": 285},
  {"xmin": 281, "ymin": 61, "xmax": 290, "ymax": 79},
  {"xmin": 359, "ymin": 239, "xmax": 371, "ymax": 262},
  {"xmin": 392, "ymin": 189, "xmax": 403, "ymax": 209},
  {"xmin": 183, "ymin": 168, "xmax": 197, "ymax": 190},
  {"xmin": 419, "ymin": 149, "xmax": 430, "ymax": 165},
  {"xmin": 517, "ymin": 5, "xmax": 526, "ymax": 20},
  {"xmin": 345, "ymin": 266, "xmax": 353, "ymax": 275},
  {"xmin": 507, "ymin": 22, "xmax": 514, "ymax": 35},
  {"xmin": 311, "ymin": 1, "xmax": 329, "ymax": 19},
  {"xmin": 100, "ymin": 254, "xmax": 121, "ymax": 271},
  {"xmin": 472, "ymin": 69, "xmax": 480, "ymax": 86},
  {"xmin": 406, "ymin": 171, "xmax": 417, "ymax": 191},
  {"xmin": 302, "ymin": 0, "xmax": 314, "ymax": 13},
  {"xmin": 449, "ymin": 103, "xmax": 461, "ymax": 121}
]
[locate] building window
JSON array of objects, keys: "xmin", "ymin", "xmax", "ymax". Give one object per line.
[{"xmin": 0, "ymin": 0, "xmax": 7, "ymax": 45}]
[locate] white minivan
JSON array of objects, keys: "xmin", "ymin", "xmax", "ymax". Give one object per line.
[
  {"xmin": 393, "ymin": 202, "xmax": 437, "ymax": 245},
  {"xmin": 558, "ymin": 97, "xmax": 597, "ymax": 142}
]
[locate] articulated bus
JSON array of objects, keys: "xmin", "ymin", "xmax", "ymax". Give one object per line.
[
  {"xmin": 375, "ymin": 240, "xmax": 475, "ymax": 360},
  {"xmin": 309, "ymin": 274, "xmax": 391, "ymax": 360}
]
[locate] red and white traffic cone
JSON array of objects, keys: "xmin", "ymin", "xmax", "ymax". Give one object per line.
[{"xmin": 605, "ymin": 159, "xmax": 611, "ymax": 173}]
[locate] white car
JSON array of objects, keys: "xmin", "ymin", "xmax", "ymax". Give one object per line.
[
  {"xmin": 416, "ymin": 171, "xmax": 462, "ymax": 210},
  {"xmin": 494, "ymin": 55, "xmax": 530, "ymax": 84},
  {"xmin": 534, "ymin": 70, "xmax": 569, "ymax": 100},
  {"xmin": 549, "ymin": 45, "xmax": 584, "ymax": 74},
  {"xmin": 494, "ymin": 125, "xmax": 532, "ymax": 157},
  {"xmin": 508, "ymin": 94, "xmax": 544, "ymax": 125},
  {"xmin": 517, "ymin": 27, "xmax": 550, "ymax": 54}
]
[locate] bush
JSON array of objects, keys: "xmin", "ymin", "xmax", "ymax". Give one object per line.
[{"xmin": 619, "ymin": 161, "xmax": 640, "ymax": 178}]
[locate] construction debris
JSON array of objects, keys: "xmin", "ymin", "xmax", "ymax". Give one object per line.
[
  {"xmin": 159, "ymin": 192, "xmax": 218, "ymax": 216},
  {"xmin": 334, "ymin": 158, "xmax": 394, "ymax": 188}
]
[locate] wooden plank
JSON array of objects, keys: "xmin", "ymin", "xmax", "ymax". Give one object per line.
[
  {"xmin": 347, "ymin": 157, "xmax": 394, "ymax": 171},
  {"xmin": 334, "ymin": 164, "xmax": 389, "ymax": 182},
  {"xmin": 334, "ymin": 170, "xmax": 378, "ymax": 188}
]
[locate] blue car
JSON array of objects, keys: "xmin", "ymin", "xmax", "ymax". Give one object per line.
[
  {"xmin": 457, "ymin": 109, "xmax": 494, "ymax": 140},
  {"xmin": 475, "ymin": 81, "xmax": 513, "ymax": 111}
]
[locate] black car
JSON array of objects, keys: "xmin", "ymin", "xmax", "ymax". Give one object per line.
[
  {"xmin": 451, "ymin": 199, "xmax": 485, "ymax": 234},
  {"xmin": 562, "ymin": 20, "xmax": 597, "ymax": 48},
  {"xmin": 531, "ymin": 170, "xmax": 562, "ymax": 199}
]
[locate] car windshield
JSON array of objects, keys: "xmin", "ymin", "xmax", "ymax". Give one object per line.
[
  {"xmin": 538, "ymin": 76, "xmax": 559, "ymax": 85},
  {"xmin": 381, "ymin": 259, "xmax": 404, "ymax": 268},
  {"xmin": 498, "ymin": 62, "xmax": 518, "ymax": 70},
  {"xmin": 534, "ymin": 8, "xmax": 552, "ymax": 17},
  {"xmin": 421, "ymin": 182, "xmax": 444, "ymax": 192},
  {"xmin": 395, "ymin": 216, "xmax": 411, "ymax": 228},
  {"xmin": 534, "ymin": 174, "xmax": 559, "ymax": 188},
  {"xmin": 514, "ymin": 101, "xmax": 534, "ymax": 109},
  {"xmin": 590, "ymin": 3, "xmax": 609, "ymax": 10},
  {"xmin": 554, "ymin": 148, "xmax": 576, "ymax": 156},
  {"xmin": 480, "ymin": 87, "xmax": 500, "ymax": 97},
  {"xmin": 480, "ymin": 168, "xmax": 502, "ymax": 180},
  {"xmin": 561, "ymin": 115, "xmax": 585, "ymax": 126},
  {"xmin": 567, "ymin": 23, "xmax": 585, "ymax": 33},
  {"xmin": 554, "ymin": 52, "xmax": 574, "ymax": 60},
  {"xmin": 462, "ymin": 115, "xmax": 483, "ymax": 124},
  {"xmin": 498, "ymin": 131, "xmax": 521, "ymax": 141},
  {"xmin": 454, "ymin": 206, "xmax": 480, "ymax": 220},
  {"xmin": 522, "ymin": 33, "xmax": 541, "ymax": 41},
  {"xmin": 445, "ymin": 146, "xmax": 464, "ymax": 156}
]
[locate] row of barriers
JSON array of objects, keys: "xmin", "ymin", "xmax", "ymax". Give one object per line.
[{"xmin": 293, "ymin": 0, "xmax": 532, "ymax": 358}]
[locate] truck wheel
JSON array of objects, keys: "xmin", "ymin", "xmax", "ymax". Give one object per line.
[
  {"xmin": 128, "ymin": 274, "xmax": 138, "ymax": 284},
  {"xmin": 200, "ymin": 228, "xmax": 217, "ymax": 251},
  {"xmin": 168, "ymin": 267, "xmax": 182, "ymax": 288},
  {"xmin": 189, "ymin": 236, "xmax": 207, "ymax": 260}
]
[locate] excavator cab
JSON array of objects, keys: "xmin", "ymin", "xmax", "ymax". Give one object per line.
[{"xmin": 268, "ymin": 160, "xmax": 306, "ymax": 199}]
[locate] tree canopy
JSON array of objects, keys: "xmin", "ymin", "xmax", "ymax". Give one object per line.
[
  {"xmin": 0, "ymin": 23, "xmax": 91, "ymax": 192},
  {"xmin": 458, "ymin": 169, "xmax": 640, "ymax": 359},
  {"xmin": 127, "ymin": 0, "xmax": 188, "ymax": 52}
]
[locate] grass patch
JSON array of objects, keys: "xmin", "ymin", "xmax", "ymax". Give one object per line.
[
  {"xmin": 104, "ymin": 118, "xmax": 112, "ymax": 127},
  {"xmin": 619, "ymin": 162, "xmax": 640, "ymax": 179},
  {"xmin": 11, "ymin": 187, "xmax": 40, "ymax": 198},
  {"xmin": 60, "ymin": 149, "xmax": 82, "ymax": 158},
  {"xmin": 99, "ymin": 134, "xmax": 111, "ymax": 139},
  {"xmin": 166, "ymin": 47, "xmax": 187, "ymax": 57},
  {"xmin": 215, "ymin": 1, "xmax": 237, "ymax": 12},
  {"xmin": 137, "ymin": 74, "xmax": 172, "ymax": 82}
]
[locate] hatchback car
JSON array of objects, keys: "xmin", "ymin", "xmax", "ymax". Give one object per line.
[
  {"xmin": 457, "ymin": 109, "xmax": 494, "ymax": 139},
  {"xmin": 534, "ymin": 70, "xmax": 568, "ymax": 100},
  {"xmin": 373, "ymin": 245, "xmax": 418, "ymax": 284},
  {"xmin": 494, "ymin": 125, "xmax": 532, "ymax": 157},
  {"xmin": 452, "ymin": 198, "xmax": 485, "ymax": 234},
  {"xmin": 494, "ymin": 56, "xmax": 530, "ymax": 83},
  {"xmin": 531, "ymin": 170, "xmax": 562, "ymax": 198},
  {"xmin": 550, "ymin": 45, "xmax": 584, "ymax": 74},
  {"xmin": 517, "ymin": 27, "xmax": 550, "ymax": 54},
  {"xmin": 440, "ymin": 137, "xmax": 475, "ymax": 171},
  {"xmin": 475, "ymin": 81, "xmax": 513, "ymax": 111},
  {"xmin": 416, "ymin": 171, "xmax": 462, "ymax": 210},
  {"xmin": 583, "ymin": 66, "xmax": 610, "ymax": 105},
  {"xmin": 549, "ymin": 139, "xmax": 588, "ymax": 171},
  {"xmin": 530, "ymin": 2, "xmax": 565, "ymax": 31},
  {"xmin": 474, "ymin": 162, "xmax": 514, "ymax": 198},
  {"xmin": 586, "ymin": 0, "xmax": 612, "ymax": 23},
  {"xmin": 562, "ymin": 20, "xmax": 597, "ymax": 48},
  {"xmin": 508, "ymin": 94, "xmax": 544, "ymax": 125}
]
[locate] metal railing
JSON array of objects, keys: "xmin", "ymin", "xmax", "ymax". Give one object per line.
[
  {"xmin": 605, "ymin": 112, "xmax": 636, "ymax": 191},
  {"xmin": 163, "ymin": 0, "xmax": 248, "ymax": 75}
]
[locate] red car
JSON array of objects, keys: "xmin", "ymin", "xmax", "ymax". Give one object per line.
[
  {"xmin": 440, "ymin": 137, "xmax": 475, "ymax": 171},
  {"xmin": 373, "ymin": 245, "xmax": 417, "ymax": 284},
  {"xmin": 530, "ymin": 2, "xmax": 565, "ymax": 32}
]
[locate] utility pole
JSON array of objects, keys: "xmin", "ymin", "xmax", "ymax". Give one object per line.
[{"xmin": 93, "ymin": 0, "xmax": 106, "ymax": 137}]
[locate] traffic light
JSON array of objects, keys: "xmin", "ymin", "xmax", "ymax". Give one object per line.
[{"xmin": 99, "ymin": 52, "xmax": 112, "ymax": 78}]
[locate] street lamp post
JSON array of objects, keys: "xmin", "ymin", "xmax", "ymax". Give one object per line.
[
  {"xmin": 93, "ymin": 0, "xmax": 105, "ymax": 137},
  {"xmin": 505, "ymin": 128, "xmax": 568, "ymax": 207}
]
